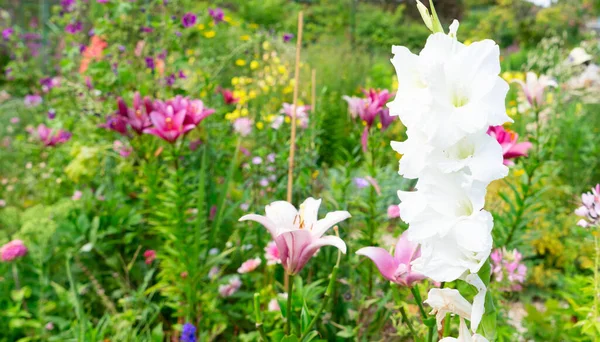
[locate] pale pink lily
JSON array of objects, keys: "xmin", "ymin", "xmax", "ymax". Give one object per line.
[
  {"xmin": 239, "ymin": 198, "xmax": 350, "ymax": 275},
  {"xmin": 487, "ymin": 126, "xmax": 532, "ymax": 166},
  {"xmin": 513, "ymin": 72, "xmax": 557, "ymax": 107},
  {"xmin": 356, "ymin": 230, "xmax": 425, "ymax": 286}
]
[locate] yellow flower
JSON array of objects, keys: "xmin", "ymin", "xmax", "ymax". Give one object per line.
[
  {"xmin": 186, "ymin": 49, "xmax": 194, "ymax": 56},
  {"xmin": 377, "ymin": 122, "xmax": 382, "ymax": 129},
  {"xmin": 232, "ymin": 77, "xmax": 239, "ymax": 86},
  {"xmin": 311, "ymin": 170, "xmax": 319, "ymax": 179},
  {"xmin": 277, "ymin": 66, "xmax": 287, "ymax": 74},
  {"xmin": 284, "ymin": 116, "xmax": 291, "ymax": 123},
  {"xmin": 248, "ymin": 90, "xmax": 257, "ymax": 99},
  {"xmin": 223, "ymin": 16, "xmax": 231, "ymax": 23},
  {"xmin": 249, "ymin": 23, "xmax": 259, "ymax": 29},
  {"xmin": 203, "ymin": 30, "xmax": 216, "ymax": 38},
  {"xmin": 250, "ymin": 60, "xmax": 259, "ymax": 70},
  {"xmin": 576, "ymin": 103, "xmax": 583, "ymax": 113},
  {"xmin": 241, "ymin": 108, "xmax": 249, "ymax": 116},
  {"xmin": 262, "ymin": 41, "xmax": 271, "ymax": 50},
  {"xmin": 513, "ymin": 169, "xmax": 525, "ymax": 177},
  {"xmin": 256, "ymin": 122, "xmax": 264, "ymax": 130},
  {"xmin": 240, "ymin": 35, "xmax": 250, "ymax": 41},
  {"xmin": 236, "ymin": 59, "xmax": 246, "ymax": 66},
  {"xmin": 501, "ymin": 71, "xmax": 512, "ymax": 82},
  {"xmin": 188, "ymin": 57, "xmax": 196, "ymax": 65},
  {"xmin": 546, "ymin": 93, "xmax": 554, "ymax": 104},
  {"xmin": 283, "ymin": 86, "xmax": 293, "ymax": 94},
  {"xmin": 197, "ymin": 24, "xmax": 205, "ymax": 30}
]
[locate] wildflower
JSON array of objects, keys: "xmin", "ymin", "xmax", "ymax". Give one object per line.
[
  {"xmin": 267, "ymin": 153, "xmax": 276, "ymax": 163},
  {"xmin": 181, "ymin": 13, "xmax": 197, "ymax": 28},
  {"xmin": 10, "ymin": 117, "xmax": 19, "ymax": 124},
  {"xmin": 0, "ymin": 240, "xmax": 28, "ymax": 262},
  {"xmin": 141, "ymin": 26, "xmax": 153, "ymax": 33},
  {"xmin": 265, "ymin": 240, "xmax": 281, "ymax": 265},
  {"xmin": 144, "ymin": 250, "xmax": 156, "ymax": 265},
  {"xmin": 208, "ymin": 266, "xmax": 220, "ymax": 279},
  {"xmin": 387, "ymin": 205, "xmax": 400, "ymax": 219},
  {"xmin": 208, "ymin": 8, "xmax": 224, "ymax": 24},
  {"xmin": 353, "ymin": 177, "xmax": 369, "ymax": 189},
  {"xmin": 219, "ymin": 276, "xmax": 242, "ymax": 297},
  {"xmin": 237, "ymin": 257, "xmax": 262, "ymax": 274},
  {"xmin": 80, "ymin": 36, "xmax": 108, "ymax": 73},
  {"xmin": 575, "ymin": 184, "xmax": 600, "ymax": 228},
  {"xmin": 180, "ymin": 322, "xmax": 197, "ymax": 342},
  {"xmin": 281, "ymin": 103, "xmax": 311, "ymax": 128},
  {"xmin": 100, "ymin": 115, "xmax": 129, "ymax": 135},
  {"xmin": 240, "ymin": 198, "xmax": 350, "ymax": 275},
  {"xmin": 487, "ymin": 126, "xmax": 532, "ymax": 166},
  {"xmin": 283, "ymin": 33, "xmax": 294, "ymax": 43},
  {"xmin": 35, "ymin": 124, "xmax": 72, "ymax": 147},
  {"xmin": 145, "ymin": 57, "xmax": 155, "ymax": 70},
  {"xmin": 220, "ymin": 88, "xmax": 239, "ymax": 104},
  {"xmin": 72, "ymin": 190, "xmax": 83, "ymax": 201},
  {"xmin": 65, "ymin": 22, "xmax": 83, "ymax": 34},
  {"xmin": 513, "ymin": 72, "xmax": 557, "ymax": 107},
  {"xmin": 259, "ymin": 178, "xmax": 269, "ymax": 187},
  {"xmin": 268, "ymin": 298, "xmax": 280, "ymax": 312},
  {"xmin": 45, "ymin": 322, "xmax": 54, "ymax": 331},
  {"xmin": 203, "ymin": 31, "xmax": 216, "ymax": 38},
  {"xmin": 240, "ymin": 203, "xmax": 250, "ymax": 211},
  {"xmin": 271, "ymin": 116, "xmax": 284, "ymax": 129},
  {"xmin": 40, "ymin": 77, "xmax": 60, "ymax": 92},
  {"xmin": 2, "ymin": 28, "xmax": 14, "ymax": 40},
  {"xmin": 490, "ymin": 248, "xmax": 527, "ymax": 291},
  {"xmin": 60, "ymin": 0, "xmax": 75, "ymax": 12},
  {"xmin": 24, "ymin": 95, "xmax": 42, "ymax": 107},
  {"xmin": 189, "ymin": 139, "xmax": 202, "ymax": 151},
  {"xmin": 236, "ymin": 59, "xmax": 246, "ymax": 66},
  {"xmin": 356, "ymin": 231, "xmax": 425, "ymax": 286},
  {"xmin": 233, "ymin": 118, "xmax": 253, "ymax": 137},
  {"xmin": 252, "ymin": 156, "xmax": 262, "ymax": 165}
]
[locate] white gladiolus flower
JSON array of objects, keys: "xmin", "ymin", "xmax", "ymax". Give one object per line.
[{"xmin": 439, "ymin": 318, "xmax": 489, "ymax": 342}]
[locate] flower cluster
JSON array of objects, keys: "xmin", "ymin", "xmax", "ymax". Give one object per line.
[
  {"xmin": 389, "ymin": 13, "xmax": 510, "ymax": 334},
  {"xmin": 575, "ymin": 184, "xmax": 600, "ymax": 228},
  {"xmin": 101, "ymin": 93, "xmax": 214, "ymax": 143},
  {"xmin": 343, "ymin": 88, "xmax": 394, "ymax": 152},
  {"xmin": 33, "ymin": 124, "xmax": 72, "ymax": 147},
  {"xmin": 0, "ymin": 240, "xmax": 28, "ymax": 262},
  {"xmin": 490, "ymin": 248, "xmax": 527, "ymax": 291}
]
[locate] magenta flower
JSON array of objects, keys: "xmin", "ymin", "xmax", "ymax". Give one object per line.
[
  {"xmin": 240, "ymin": 198, "xmax": 350, "ymax": 275},
  {"xmin": 575, "ymin": 184, "xmax": 600, "ymax": 228},
  {"xmin": 487, "ymin": 126, "xmax": 532, "ymax": 166},
  {"xmin": 116, "ymin": 93, "xmax": 153, "ymax": 134},
  {"xmin": 65, "ymin": 22, "xmax": 83, "ymax": 34},
  {"xmin": 343, "ymin": 89, "xmax": 393, "ymax": 152},
  {"xmin": 100, "ymin": 115, "xmax": 128, "ymax": 135},
  {"xmin": 356, "ymin": 230, "xmax": 425, "ymax": 287},
  {"xmin": 233, "ymin": 117, "xmax": 253, "ymax": 137},
  {"xmin": 237, "ymin": 257, "xmax": 262, "ymax": 274},
  {"xmin": 0, "ymin": 240, "xmax": 27, "ymax": 262},
  {"xmin": 283, "ymin": 33, "xmax": 294, "ymax": 43},
  {"xmin": 221, "ymin": 88, "xmax": 239, "ymax": 104},
  {"xmin": 144, "ymin": 102, "xmax": 195, "ymax": 143},
  {"xmin": 60, "ymin": 0, "xmax": 75, "ymax": 12},
  {"xmin": 35, "ymin": 124, "xmax": 71, "ymax": 147},
  {"xmin": 181, "ymin": 13, "xmax": 197, "ymax": 28},
  {"xmin": 491, "ymin": 248, "xmax": 527, "ymax": 291},
  {"xmin": 387, "ymin": 205, "xmax": 400, "ymax": 219},
  {"xmin": 162, "ymin": 96, "xmax": 215, "ymax": 127},
  {"xmin": 208, "ymin": 8, "xmax": 224, "ymax": 24},
  {"xmin": 264, "ymin": 241, "xmax": 281, "ymax": 265},
  {"xmin": 24, "ymin": 94, "xmax": 43, "ymax": 107},
  {"xmin": 2, "ymin": 28, "xmax": 14, "ymax": 40},
  {"xmin": 281, "ymin": 103, "xmax": 311, "ymax": 128},
  {"xmin": 144, "ymin": 250, "xmax": 156, "ymax": 265}
]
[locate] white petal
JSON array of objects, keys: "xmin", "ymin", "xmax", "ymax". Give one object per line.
[
  {"xmin": 464, "ymin": 273, "xmax": 487, "ymax": 333},
  {"xmin": 299, "ymin": 197, "xmax": 321, "ymax": 231},
  {"xmin": 239, "ymin": 214, "xmax": 278, "ymax": 238},
  {"xmin": 312, "ymin": 210, "xmax": 351, "ymax": 238},
  {"xmin": 265, "ymin": 201, "xmax": 298, "ymax": 234}
]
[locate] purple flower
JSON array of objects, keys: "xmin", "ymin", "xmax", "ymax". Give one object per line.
[
  {"xmin": 283, "ymin": 33, "xmax": 294, "ymax": 43},
  {"xmin": 208, "ymin": 8, "xmax": 224, "ymax": 24},
  {"xmin": 175, "ymin": 31, "xmax": 182, "ymax": 37},
  {"xmin": 252, "ymin": 156, "xmax": 262, "ymax": 165},
  {"xmin": 118, "ymin": 45, "xmax": 125, "ymax": 52},
  {"xmin": 48, "ymin": 109, "xmax": 56, "ymax": 120},
  {"xmin": 181, "ymin": 13, "xmax": 197, "ymax": 28},
  {"xmin": 34, "ymin": 124, "xmax": 71, "ymax": 147},
  {"xmin": 60, "ymin": 0, "xmax": 75, "ymax": 12},
  {"xmin": 140, "ymin": 26, "xmax": 153, "ymax": 33},
  {"xmin": 97, "ymin": 0, "xmax": 108, "ymax": 3},
  {"xmin": 181, "ymin": 322, "xmax": 197, "ymax": 342},
  {"xmin": 2, "ymin": 28, "xmax": 14, "ymax": 40},
  {"xmin": 353, "ymin": 177, "xmax": 369, "ymax": 189},
  {"xmin": 100, "ymin": 115, "xmax": 129, "ymax": 135},
  {"xmin": 88, "ymin": 28, "xmax": 95, "ymax": 36},
  {"xmin": 165, "ymin": 74, "xmax": 176, "ymax": 86},
  {"xmin": 145, "ymin": 57, "xmax": 155, "ymax": 70},
  {"xmin": 178, "ymin": 70, "xmax": 186, "ymax": 79},
  {"xmin": 24, "ymin": 95, "xmax": 43, "ymax": 107},
  {"xmin": 65, "ymin": 22, "xmax": 83, "ymax": 34},
  {"xmin": 85, "ymin": 76, "xmax": 93, "ymax": 90}
]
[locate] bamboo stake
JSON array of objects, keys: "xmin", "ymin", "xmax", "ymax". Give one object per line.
[
  {"xmin": 311, "ymin": 69, "xmax": 316, "ymax": 114},
  {"xmin": 286, "ymin": 11, "xmax": 304, "ymax": 203}
]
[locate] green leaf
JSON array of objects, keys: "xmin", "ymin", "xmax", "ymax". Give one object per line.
[
  {"xmin": 479, "ymin": 291, "xmax": 497, "ymax": 340},
  {"xmin": 281, "ymin": 335, "xmax": 300, "ymax": 342},
  {"xmin": 301, "ymin": 301, "xmax": 311, "ymax": 333},
  {"xmin": 301, "ymin": 331, "xmax": 319, "ymax": 342}
]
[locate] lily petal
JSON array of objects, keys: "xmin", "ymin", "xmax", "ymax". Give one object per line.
[
  {"xmin": 239, "ymin": 214, "xmax": 278, "ymax": 239},
  {"xmin": 312, "ymin": 211, "xmax": 351, "ymax": 238},
  {"xmin": 356, "ymin": 247, "xmax": 397, "ymax": 282}
]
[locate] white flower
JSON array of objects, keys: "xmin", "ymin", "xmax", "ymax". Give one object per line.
[{"xmin": 439, "ymin": 318, "xmax": 489, "ymax": 342}]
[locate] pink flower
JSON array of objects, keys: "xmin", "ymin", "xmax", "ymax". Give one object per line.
[
  {"xmin": 10, "ymin": 117, "xmax": 20, "ymax": 124},
  {"xmin": 45, "ymin": 322, "xmax": 54, "ymax": 330},
  {"xmin": 237, "ymin": 257, "xmax": 262, "ymax": 274},
  {"xmin": 387, "ymin": 205, "xmax": 400, "ymax": 219},
  {"xmin": 513, "ymin": 72, "xmax": 557, "ymax": 107},
  {"xmin": 219, "ymin": 276, "xmax": 242, "ymax": 297},
  {"xmin": 281, "ymin": 103, "xmax": 311, "ymax": 129},
  {"xmin": 356, "ymin": 230, "xmax": 425, "ymax": 286},
  {"xmin": 100, "ymin": 115, "xmax": 129, "ymax": 135},
  {"xmin": 344, "ymin": 89, "xmax": 393, "ymax": 152},
  {"xmin": 144, "ymin": 250, "xmax": 156, "ymax": 265},
  {"xmin": 113, "ymin": 141, "xmax": 132, "ymax": 158},
  {"xmin": 221, "ymin": 88, "xmax": 239, "ymax": 104},
  {"xmin": 240, "ymin": 198, "xmax": 350, "ymax": 275},
  {"xmin": 208, "ymin": 266, "xmax": 220, "ymax": 279},
  {"xmin": 342, "ymin": 96, "xmax": 365, "ymax": 119},
  {"xmin": 264, "ymin": 241, "xmax": 281, "ymax": 265},
  {"xmin": 35, "ymin": 124, "xmax": 72, "ymax": 147},
  {"xmin": 490, "ymin": 248, "xmax": 527, "ymax": 292},
  {"xmin": 487, "ymin": 126, "xmax": 532, "ymax": 166},
  {"xmin": 164, "ymin": 95, "xmax": 215, "ymax": 127},
  {"xmin": 575, "ymin": 184, "xmax": 600, "ymax": 228},
  {"xmin": 233, "ymin": 117, "xmax": 253, "ymax": 137},
  {"xmin": 24, "ymin": 94, "xmax": 43, "ymax": 107},
  {"xmin": 268, "ymin": 298, "xmax": 280, "ymax": 312},
  {"xmin": 0, "ymin": 240, "xmax": 28, "ymax": 262},
  {"xmin": 144, "ymin": 102, "xmax": 196, "ymax": 143},
  {"xmin": 72, "ymin": 190, "xmax": 82, "ymax": 201},
  {"xmin": 116, "ymin": 93, "xmax": 153, "ymax": 134}
]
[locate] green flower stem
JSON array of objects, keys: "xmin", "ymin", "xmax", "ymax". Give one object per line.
[
  {"xmin": 301, "ymin": 265, "xmax": 339, "ymax": 337},
  {"xmin": 286, "ymin": 272, "xmax": 294, "ymax": 336},
  {"xmin": 399, "ymin": 305, "xmax": 418, "ymax": 341},
  {"xmin": 254, "ymin": 293, "xmax": 268, "ymax": 341},
  {"xmin": 410, "ymin": 286, "xmax": 427, "ymax": 319}
]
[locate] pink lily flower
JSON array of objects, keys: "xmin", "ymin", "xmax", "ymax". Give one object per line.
[
  {"xmin": 240, "ymin": 198, "xmax": 351, "ymax": 275},
  {"xmin": 487, "ymin": 126, "xmax": 532, "ymax": 166},
  {"xmin": 281, "ymin": 103, "xmax": 311, "ymax": 129},
  {"xmin": 144, "ymin": 101, "xmax": 196, "ymax": 143},
  {"xmin": 36, "ymin": 124, "xmax": 71, "ymax": 147},
  {"xmin": 163, "ymin": 95, "xmax": 215, "ymax": 126},
  {"xmin": 513, "ymin": 72, "xmax": 557, "ymax": 107},
  {"xmin": 356, "ymin": 230, "xmax": 425, "ymax": 286},
  {"xmin": 0, "ymin": 239, "xmax": 28, "ymax": 262},
  {"xmin": 342, "ymin": 96, "xmax": 366, "ymax": 119},
  {"xmin": 100, "ymin": 114, "xmax": 128, "ymax": 135},
  {"xmin": 344, "ymin": 89, "xmax": 393, "ymax": 153},
  {"xmin": 116, "ymin": 92, "xmax": 153, "ymax": 134}
]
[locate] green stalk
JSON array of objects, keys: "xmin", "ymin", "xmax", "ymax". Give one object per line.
[
  {"xmin": 411, "ymin": 286, "xmax": 427, "ymax": 319},
  {"xmin": 254, "ymin": 293, "xmax": 268, "ymax": 341},
  {"xmin": 301, "ymin": 265, "xmax": 339, "ymax": 337},
  {"xmin": 66, "ymin": 257, "xmax": 85, "ymax": 342},
  {"xmin": 286, "ymin": 272, "xmax": 295, "ymax": 336},
  {"xmin": 399, "ymin": 305, "xmax": 418, "ymax": 341}
]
